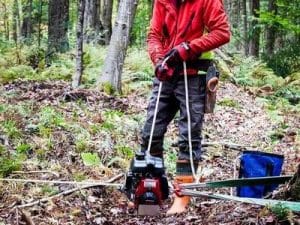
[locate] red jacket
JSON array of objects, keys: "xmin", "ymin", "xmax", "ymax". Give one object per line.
[{"xmin": 147, "ymin": 0, "xmax": 230, "ymax": 65}]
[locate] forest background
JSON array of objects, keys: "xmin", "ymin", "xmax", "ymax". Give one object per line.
[{"xmin": 0, "ymin": 0, "xmax": 299, "ymax": 224}]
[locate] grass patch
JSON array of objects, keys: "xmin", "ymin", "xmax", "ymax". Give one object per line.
[
  {"xmin": 38, "ymin": 107, "xmax": 66, "ymax": 129},
  {"xmin": 0, "ymin": 144, "xmax": 24, "ymax": 177},
  {"xmin": 1, "ymin": 120, "xmax": 22, "ymax": 139}
]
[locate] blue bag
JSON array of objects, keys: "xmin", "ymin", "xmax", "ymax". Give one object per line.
[{"xmin": 237, "ymin": 150, "xmax": 284, "ymax": 198}]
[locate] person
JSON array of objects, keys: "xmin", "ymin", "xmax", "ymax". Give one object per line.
[{"xmin": 140, "ymin": 0, "xmax": 230, "ymax": 215}]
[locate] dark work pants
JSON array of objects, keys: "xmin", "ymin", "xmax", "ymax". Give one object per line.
[{"xmin": 141, "ymin": 74, "xmax": 206, "ymax": 161}]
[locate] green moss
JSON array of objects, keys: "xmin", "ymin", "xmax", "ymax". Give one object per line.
[{"xmin": 218, "ymin": 98, "xmax": 240, "ymax": 108}]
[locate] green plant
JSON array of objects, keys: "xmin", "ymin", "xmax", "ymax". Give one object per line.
[
  {"xmin": 73, "ymin": 172, "xmax": 86, "ymax": 181},
  {"xmin": 0, "ymin": 65, "xmax": 36, "ymax": 83},
  {"xmin": 89, "ymin": 124, "xmax": 102, "ymax": 135},
  {"xmin": 38, "ymin": 107, "xmax": 66, "ymax": 128},
  {"xmin": 0, "ymin": 157, "xmax": 22, "ymax": 177},
  {"xmin": 269, "ymin": 129, "xmax": 285, "ymax": 142},
  {"xmin": 0, "ymin": 104, "xmax": 7, "ymax": 113},
  {"xmin": 39, "ymin": 64, "xmax": 73, "ymax": 81},
  {"xmin": 36, "ymin": 148, "xmax": 47, "ymax": 160},
  {"xmin": 103, "ymin": 110, "xmax": 124, "ymax": 118},
  {"xmin": 0, "ymin": 144, "xmax": 23, "ymax": 177},
  {"xmin": 81, "ymin": 152, "xmax": 101, "ymax": 167},
  {"xmin": 41, "ymin": 185, "xmax": 59, "ymax": 196},
  {"xmin": 218, "ymin": 98, "xmax": 240, "ymax": 108},
  {"xmin": 1, "ymin": 120, "xmax": 21, "ymax": 139},
  {"xmin": 270, "ymin": 203, "xmax": 291, "ymax": 222},
  {"xmin": 130, "ymin": 0, "xmax": 151, "ymax": 47},
  {"xmin": 16, "ymin": 143, "xmax": 32, "ymax": 154},
  {"xmin": 116, "ymin": 145, "xmax": 134, "ymax": 159},
  {"xmin": 100, "ymin": 82, "xmax": 115, "ymax": 95},
  {"xmin": 75, "ymin": 139, "xmax": 89, "ymax": 153},
  {"xmin": 101, "ymin": 121, "xmax": 115, "ymax": 131}
]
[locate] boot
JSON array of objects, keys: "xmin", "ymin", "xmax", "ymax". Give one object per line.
[{"xmin": 166, "ymin": 175, "xmax": 194, "ymax": 215}]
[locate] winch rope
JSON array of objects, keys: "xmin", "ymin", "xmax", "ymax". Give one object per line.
[
  {"xmin": 146, "ymin": 82, "xmax": 163, "ymax": 155},
  {"xmin": 146, "ymin": 56, "xmax": 169, "ymax": 155},
  {"xmin": 183, "ymin": 61, "xmax": 198, "ymax": 182}
]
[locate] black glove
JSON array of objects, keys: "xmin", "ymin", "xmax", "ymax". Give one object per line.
[
  {"xmin": 154, "ymin": 60, "xmax": 175, "ymax": 81},
  {"xmin": 164, "ymin": 48, "xmax": 182, "ymax": 67},
  {"xmin": 164, "ymin": 42, "xmax": 197, "ymax": 66}
]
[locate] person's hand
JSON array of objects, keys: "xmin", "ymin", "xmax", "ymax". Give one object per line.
[
  {"xmin": 165, "ymin": 42, "xmax": 197, "ymax": 66},
  {"xmin": 164, "ymin": 48, "xmax": 181, "ymax": 67},
  {"xmin": 155, "ymin": 60, "xmax": 174, "ymax": 81}
]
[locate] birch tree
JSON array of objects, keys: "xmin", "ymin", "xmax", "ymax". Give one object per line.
[
  {"xmin": 72, "ymin": 0, "xmax": 85, "ymax": 88},
  {"xmin": 98, "ymin": 0, "xmax": 138, "ymax": 94}
]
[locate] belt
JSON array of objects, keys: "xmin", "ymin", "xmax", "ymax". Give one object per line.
[{"xmin": 176, "ymin": 59, "xmax": 213, "ymax": 76}]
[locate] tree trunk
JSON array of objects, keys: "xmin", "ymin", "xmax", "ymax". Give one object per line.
[
  {"xmin": 249, "ymin": 0, "xmax": 260, "ymax": 57},
  {"xmin": 99, "ymin": 0, "xmax": 138, "ymax": 94},
  {"xmin": 12, "ymin": 0, "xmax": 20, "ymax": 44},
  {"xmin": 232, "ymin": 0, "xmax": 241, "ymax": 49},
  {"xmin": 47, "ymin": 0, "xmax": 70, "ymax": 57},
  {"xmin": 242, "ymin": 0, "xmax": 249, "ymax": 56},
  {"xmin": 265, "ymin": 0, "xmax": 277, "ymax": 56},
  {"xmin": 231, "ymin": 0, "xmax": 240, "ymax": 30},
  {"xmin": 84, "ymin": 0, "xmax": 102, "ymax": 43},
  {"xmin": 3, "ymin": 0, "xmax": 9, "ymax": 40},
  {"xmin": 223, "ymin": 0, "xmax": 230, "ymax": 14},
  {"xmin": 72, "ymin": 0, "xmax": 85, "ymax": 88},
  {"xmin": 37, "ymin": 0, "xmax": 43, "ymax": 47},
  {"xmin": 21, "ymin": 0, "xmax": 33, "ymax": 41},
  {"xmin": 101, "ymin": 0, "xmax": 113, "ymax": 45}
]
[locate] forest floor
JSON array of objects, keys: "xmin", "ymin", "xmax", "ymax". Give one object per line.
[{"xmin": 0, "ymin": 79, "xmax": 299, "ymax": 225}]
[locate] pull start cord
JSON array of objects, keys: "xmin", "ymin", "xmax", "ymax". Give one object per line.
[{"xmin": 146, "ymin": 56, "xmax": 169, "ymax": 155}]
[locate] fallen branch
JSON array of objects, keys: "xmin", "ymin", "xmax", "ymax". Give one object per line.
[
  {"xmin": 201, "ymin": 141, "xmax": 252, "ymax": 151},
  {"xmin": 10, "ymin": 173, "xmax": 124, "ymax": 209},
  {"xmin": 12, "ymin": 170, "xmax": 59, "ymax": 178}
]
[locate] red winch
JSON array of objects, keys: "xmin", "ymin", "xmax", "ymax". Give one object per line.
[{"xmin": 124, "ymin": 151, "xmax": 169, "ymax": 215}]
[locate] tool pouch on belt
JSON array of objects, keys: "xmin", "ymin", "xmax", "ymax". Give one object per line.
[{"xmin": 205, "ymin": 65, "xmax": 219, "ymax": 113}]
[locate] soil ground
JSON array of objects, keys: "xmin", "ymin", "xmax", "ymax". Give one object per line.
[{"xmin": 0, "ymin": 80, "xmax": 299, "ymax": 224}]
